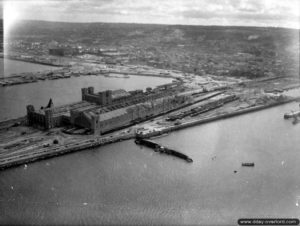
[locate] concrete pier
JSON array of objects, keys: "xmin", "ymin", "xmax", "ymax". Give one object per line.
[{"xmin": 137, "ymin": 97, "xmax": 300, "ymax": 139}]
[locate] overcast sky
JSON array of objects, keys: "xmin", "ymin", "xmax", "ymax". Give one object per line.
[{"xmin": 3, "ymin": 0, "xmax": 300, "ymax": 29}]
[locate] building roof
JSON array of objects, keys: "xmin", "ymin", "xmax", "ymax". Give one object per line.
[
  {"xmin": 111, "ymin": 89, "xmax": 131, "ymax": 100},
  {"xmin": 99, "ymin": 107, "xmax": 128, "ymax": 121}
]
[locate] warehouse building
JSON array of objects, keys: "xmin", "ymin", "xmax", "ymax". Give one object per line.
[
  {"xmin": 26, "ymin": 83, "xmax": 189, "ymax": 134},
  {"xmin": 71, "ymin": 94, "xmax": 190, "ymax": 134}
]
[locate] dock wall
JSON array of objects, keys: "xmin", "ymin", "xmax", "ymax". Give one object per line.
[
  {"xmin": 140, "ymin": 97, "xmax": 300, "ymax": 138},
  {"xmin": 0, "ymin": 132, "xmax": 135, "ymax": 170}
]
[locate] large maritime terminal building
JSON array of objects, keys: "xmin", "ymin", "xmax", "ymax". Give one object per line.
[{"xmin": 26, "ymin": 81, "xmax": 191, "ymax": 134}]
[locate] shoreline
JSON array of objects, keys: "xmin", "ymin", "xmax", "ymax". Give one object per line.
[
  {"xmin": 0, "ymin": 69, "xmax": 176, "ymax": 88},
  {"xmin": 1, "ymin": 55, "xmax": 65, "ymax": 67},
  {"xmin": 108, "ymin": 70, "xmax": 176, "ymax": 79},
  {"xmin": 1, "ymin": 56, "xmax": 178, "ymax": 87},
  {"xmin": 1, "ymin": 97, "xmax": 299, "ymax": 171}
]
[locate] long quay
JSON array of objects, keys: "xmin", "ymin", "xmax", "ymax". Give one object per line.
[
  {"xmin": 135, "ymin": 138, "xmax": 193, "ymax": 163},
  {"xmin": 0, "ymin": 133, "xmax": 135, "ymax": 170},
  {"xmin": 138, "ymin": 97, "xmax": 300, "ymax": 139}
]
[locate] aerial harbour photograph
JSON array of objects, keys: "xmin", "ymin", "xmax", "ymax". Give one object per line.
[{"xmin": 0, "ymin": 0, "xmax": 299, "ymax": 225}]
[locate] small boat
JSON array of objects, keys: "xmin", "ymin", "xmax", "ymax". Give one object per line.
[{"xmin": 242, "ymin": 162, "xmax": 255, "ymax": 167}]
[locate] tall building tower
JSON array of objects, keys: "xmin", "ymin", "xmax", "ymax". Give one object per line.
[
  {"xmin": 91, "ymin": 113, "xmax": 101, "ymax": 135},
  {"xmin": 105, "ymin": 90, "xmax": 112, "ymax": 105},
  {"xmin": 88, "ymin": 87, "xmax": 94, "ymax": 94},
  {"xmin": 44, "ymin": 108, "xmax": 53, "ymax": 129},
  {"xmin": 46, "ymin": 98, "xmax": 54, "ymax": 108},
  {"xmin": 26, "ymin": 105, "xmax": 35, "ymax": 126},
  {"xmin": 81, "ymin": 88, "xmax": 88, "ymax": 101}
]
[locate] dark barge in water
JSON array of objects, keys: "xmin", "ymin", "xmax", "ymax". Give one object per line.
[
  {"xmin": 241, "ymin": 162, "xmax": 255, "ymax": 167},
  {"xmin": 135, "ymin": 138, "xmax": 193, "ymax": 163}
]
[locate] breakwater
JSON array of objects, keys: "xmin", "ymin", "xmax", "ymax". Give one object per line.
[
  {"xmin": 107, "ymin": 70, "xmax": 176, "ymax": 79},
  {"xmin": 3, "ymin": 55, "xmax": 65, "ymax": 67}
]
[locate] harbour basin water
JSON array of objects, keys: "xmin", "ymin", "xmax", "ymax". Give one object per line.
[
  {"xmin": 0, "ymin": 74, "xmax": 173, "ymax": 120},
  {"xmin": 0, "ymin": 102, "xmax": 299, "ymax": 225}
]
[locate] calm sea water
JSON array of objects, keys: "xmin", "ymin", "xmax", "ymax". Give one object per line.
[
  {"xmin": 0, "ymin": 60, "xmax": 299, "ymax": 225},
  {"xmin": 2, "ymin": 58, "xmax": 60, "ymax": 77},
  {"xmin": 0, "ymin": 102, "xmax": 299, "ymax": 225}
]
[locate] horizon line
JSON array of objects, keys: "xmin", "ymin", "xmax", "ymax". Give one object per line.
[{"xmin": 6, "ymin": 19, "xmax": 300, "ymax": 30}]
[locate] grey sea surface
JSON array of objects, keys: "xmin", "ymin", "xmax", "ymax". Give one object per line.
[{"xmin": 0, "ymin": 102, "xmax": 299, "ymax": 225}]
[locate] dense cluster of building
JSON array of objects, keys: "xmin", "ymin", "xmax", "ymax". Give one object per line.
[
  {"xmin": 26, "ymin": 81, "xmax": 191, "ymax": 134},
  {"xmin": 49, "ymin": 47, "xmax": 79, "ymax": 56}
]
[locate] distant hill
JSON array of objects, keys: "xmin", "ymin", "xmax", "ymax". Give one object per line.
[
  {"xmin": 9, "ymin": 20, "xmax": 299, "ymax": 54},
  {"xmin": 7, "ymin": 20, "xmax": 300, "ymax": 77},
  {"xmin": 10, "ymin": 20, "xmax": 299, "ymax": 44}
]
